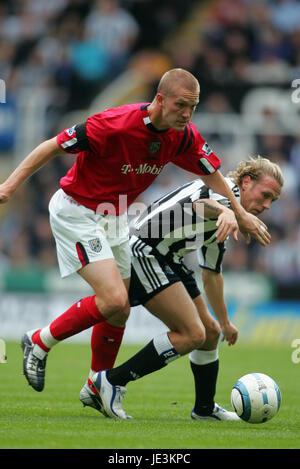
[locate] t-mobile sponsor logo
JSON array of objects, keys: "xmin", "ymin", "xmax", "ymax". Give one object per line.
[{"xmin": 121, "ymin": 163, "xmax": 163, "ymax": 175}]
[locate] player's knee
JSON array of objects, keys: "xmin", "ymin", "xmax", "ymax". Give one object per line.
[
  {"xmin": 205, "ymin": 321, "xmax": 221, "ymax": 348},
  {"xmin": 188, "ymin": 324, "xmax": 206, "ymax": 350},
  {"xmin": 111, "ymin": 301, "xmax": 130, "ymax": 326},
  {"xmin": 109, "ymin": 290, "xmax": 128, "ymax": 313},
  {"xmin": 96, "ymin": 289, "xmax": 128, "ymax": 317}
]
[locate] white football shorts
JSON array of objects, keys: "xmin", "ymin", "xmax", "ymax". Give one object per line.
[{"xmin": 49, "ymin": 189, "xmax": 130, "ymax": 279}]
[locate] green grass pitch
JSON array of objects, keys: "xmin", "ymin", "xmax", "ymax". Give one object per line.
[{"xmin": 0, "ymin": 340, "xmax": 299, "ymax": 449}]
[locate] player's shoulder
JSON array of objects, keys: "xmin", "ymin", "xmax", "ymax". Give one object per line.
[
  {"xmin": 90, "ymin": 103, "xmax": 147, "ymax": 121},
  {"xmin": 207, "ymin": 177, "xmax": 240, "ymax": 206},
  {"xmin": 187, "ymin": 120, "xmax": 204, "ymax": 138},
  {"xmin": 175, "ymin": 121, "xmax": 207, "ymax": 154},
  {"xmin": 224, "ymin": 177, "xmax": 240, "ymax": 197},
  {"xmin": 87, "ymin": 103, "xmax": 148, "ymax": 133}
]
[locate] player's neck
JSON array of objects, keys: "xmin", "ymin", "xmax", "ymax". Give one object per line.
[{"xmin": 147, "ymin": 102, "xmax": 170, "ymax": 131}]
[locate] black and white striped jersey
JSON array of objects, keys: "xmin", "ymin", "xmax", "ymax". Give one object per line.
[{"xmin": 129, "ymin": 178, "xmax": 240, "ymax": 274}]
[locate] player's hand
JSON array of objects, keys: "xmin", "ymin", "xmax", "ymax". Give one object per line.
[
  {"xmin": 215, "ymin": 207, "xmax": 239, "ymax": 243},
  {"xmin": 237, "ymin": 210, "xmax": 271, "ymax": 246},
  {"xmin": 221, "ymin": 321, "xmax": 238, "ymax": 346}
]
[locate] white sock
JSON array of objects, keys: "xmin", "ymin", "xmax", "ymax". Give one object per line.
[
  {"xmin": 153, "ymin": 332, "xmax": 180, "ymax": 364},
  {"xmin": 189, "ymin": 348, "xmax": 218, "ymax": 366},
  {"xmin": 39, "ymin": 325, "xmax": 59, "ymax": 349},
  {"xmin": 32, "ymin": 344, "xmax": 48, "ymax": 359}
]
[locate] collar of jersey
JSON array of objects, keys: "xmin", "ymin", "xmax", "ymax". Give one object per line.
[{"xmin": 141, "ymin": 104, "xmax": 170, "ymax": 133}]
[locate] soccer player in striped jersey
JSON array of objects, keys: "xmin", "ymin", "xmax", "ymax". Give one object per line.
[
  {"xmin": 0, "ymin": 69, "xmax": 270, "ymax": 396},
  {"xmin": 86, "ymin": 157, "xmax": 283, "ymax": 420}
]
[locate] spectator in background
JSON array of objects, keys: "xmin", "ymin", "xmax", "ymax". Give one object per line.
[
  {"xmin": 289, "ymin": 132, "xmax": 300, "ymax": 192},
  {"xmin": 84, "ymin": 0, "xmax": 140, "ymax": 75},
  {"xmin": 270, "ymin": 0, "xmax": 300, "ymax": 34},
  {"xmin": 270, "ymin": 153, "xmax": 298, "ymax": 199},
  {"xmin": 255, "ymin": 228, "xmax": 300, "ymax": 285},
  {"xmin": 0, "ymin": 238, "xmax": 10, "ymax": 272},
  {"xmin": 250, "ymin": 25, "xmax": 292, "ymax": 65},
  {"xmin": 68, "ymin": 24, "xmax": 110, "ymax": 109},
  {"xmin": 0, "ymin": 39, "xmax": 15, "ymax": 82}
]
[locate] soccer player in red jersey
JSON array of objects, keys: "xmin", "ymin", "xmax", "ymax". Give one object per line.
[{"xmin": 0, "ymin": 68, "xmax": 270, "ymax": 396}]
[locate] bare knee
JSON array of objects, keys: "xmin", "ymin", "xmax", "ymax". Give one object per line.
[
  {"xmin": 168, "ymin": 322, "xmax": 206, "ymax": 355},
  {"xmin": 95, "ymin": 288, "xmax": 129, "ymax": 318},
  {"xmin": 187, "ymin": 324, "xmax": 206, "ymax": 351},
  {"xmin": 109, "ymin": 301, "xmax": 130, "ymax": 327},
  {"xmin": 204, "ymin": 321, "xmax": 221, "ymax": 348}
]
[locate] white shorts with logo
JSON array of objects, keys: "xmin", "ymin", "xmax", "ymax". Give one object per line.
[{"xmin": 49, "ymin": 189, "xmax": 131, "ymax": 279}]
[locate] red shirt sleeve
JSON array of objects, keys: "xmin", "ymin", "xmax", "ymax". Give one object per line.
[
  {"xmin": 56, "ymin": 112, "xmax": 117, "ymax": 156},
  {"xmin": 56, "ymin": 123, "xmax": 90, "ymax": 154}
]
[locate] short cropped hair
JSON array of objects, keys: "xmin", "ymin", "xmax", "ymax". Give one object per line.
[{"xmin": 157, "ymin": 68, "xmax": 200, "ymax": 96}]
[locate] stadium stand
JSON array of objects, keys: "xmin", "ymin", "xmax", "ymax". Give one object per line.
[{"xmin": 0, "ymin": 0, "xmax": 300, "ymax": 302}]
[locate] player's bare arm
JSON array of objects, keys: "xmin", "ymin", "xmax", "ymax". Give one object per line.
[
  {"xmin": 201, "ymin": 268, "xmax": 238, "ymax": 346},
  {"xmin": 0, "ymin": 137, "xmax": 61, "ymax": 204},
  {"xmin": 200, "ymin": 170, "xmax": 271, "ymax": 246},
  {"xmin": 193, "ymin": 198, "xmax": 238, "ymax": 243}
]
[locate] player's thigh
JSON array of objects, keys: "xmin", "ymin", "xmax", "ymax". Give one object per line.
[
  {"xmin": 106, "ymin": 277, "xmax": 131, "ymax": 327},
  {"xmin": 49, "ymin": 189, "xmax": 116, "ymax": 277},
  {"xmin": 79, "ymin": 241, "xmax": 131, "ymax": 322},
  {"xmin": 78, "ymin": 259, "xmax": 128, "ymax": 317},
  {"xmin": 110, "ymin": 240, "xmax": 131, "ymax": 283},
  {"xmin": 145, "ymin": 282, "xmax": 204, "ymax": 334}
]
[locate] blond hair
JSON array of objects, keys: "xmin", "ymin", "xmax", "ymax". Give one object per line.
[{"xmin": 227, "ymin": 156, "xmax": 284, "ymax": 187}]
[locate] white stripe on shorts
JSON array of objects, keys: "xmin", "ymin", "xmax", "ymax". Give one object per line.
[{"xmin": 130, "ymin": 237, "xmax": 169, "ymax": 294}]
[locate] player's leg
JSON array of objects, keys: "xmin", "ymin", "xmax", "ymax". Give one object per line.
[
  {"xmin": 188, "ymin": 294, "xmax": 220, "ymax": 417},
  {"xmin": 189, "ymin": 295, "xmax": 239, "ymax": 420},
  {"xmin": 89, "ymin": 309, "xmax": 128, "ymax": 375},
  {"xmin": 28, "ymin": 259, "xmax": 128, "ymax": 349},
  {"xmin": 22, "ymin": 190, "xmax": 130, "ymax": 392},
  {"xmin": 106, "ymin": 281, "xmax": 206, "ymax": 382},
  {"xmin": 22, "ymin": 258, "xmax": 128, "ymax": 392},
  {"xmin": 92, "ymin": 281, "xmax": 206, "ymax": 418},
  {"xmin": 79, "ymin": 238, "xmax": 131, "ymax": 413},
  {"xmin": 87, "ymin": 239, "xmax": 131, "ymax": 375},
  {"xmin": 79, "ymin": 277, "xmax": 130, "ymax": 413}
]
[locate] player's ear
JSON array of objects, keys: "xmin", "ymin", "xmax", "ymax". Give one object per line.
[
  {"xmin": 156, "ymin": 93, "xmax": 164, "ymax": 107},
  {"xmin": 241, "ymin": 174, "xmax": 252, "ymax": 191}
]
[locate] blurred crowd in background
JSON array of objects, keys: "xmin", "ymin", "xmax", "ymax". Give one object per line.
[{"xmin": 0, "ymin": 0, "xmax": 300, "ymax": 299}]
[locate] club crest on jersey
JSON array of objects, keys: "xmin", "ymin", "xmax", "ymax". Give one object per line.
[
  {"xmin": 88, "ymin": 238, "xmax": 102, "ymax": 253},
  {"xmin": 66, "ymin": 125, "xmax": 76, "ymax": 137},
  {"xmin": 149, "ymin": 141, "xmax": 161, "ymax": 154},
  {"xmin": 202, "ymin": 142, "xmax": 212, "ymax": 156}
]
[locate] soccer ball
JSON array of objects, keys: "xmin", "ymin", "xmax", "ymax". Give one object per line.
[{"xmin": 231, "ymin": 373, "xmax": 281, "ymax": 423}]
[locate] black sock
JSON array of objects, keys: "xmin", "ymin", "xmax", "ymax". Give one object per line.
[
  {"xmin": 106, "ymin": 333, "xmax": 180, "ymax": 387},
  {"xmin": 190, "ymin": 359, "xmax": 219, "ymax": 416}
]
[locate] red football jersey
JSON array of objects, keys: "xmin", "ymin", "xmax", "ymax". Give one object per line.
[{"xmin": 57, "ymin": 103, "xmax": 221, "ymax": 214}]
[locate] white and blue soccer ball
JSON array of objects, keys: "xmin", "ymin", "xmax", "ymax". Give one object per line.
[{"xmin": 231, "ymin": 373, "xmax": 281, "ymax": 424}]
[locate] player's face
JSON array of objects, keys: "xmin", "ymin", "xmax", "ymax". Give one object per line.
[
  {"xmin": 158, "ymin": 87, "xmax": 199, "ymax": 131},
  {"xmin": 240, "ymin": 175, "xmax": 281, "ymax": 215}
]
